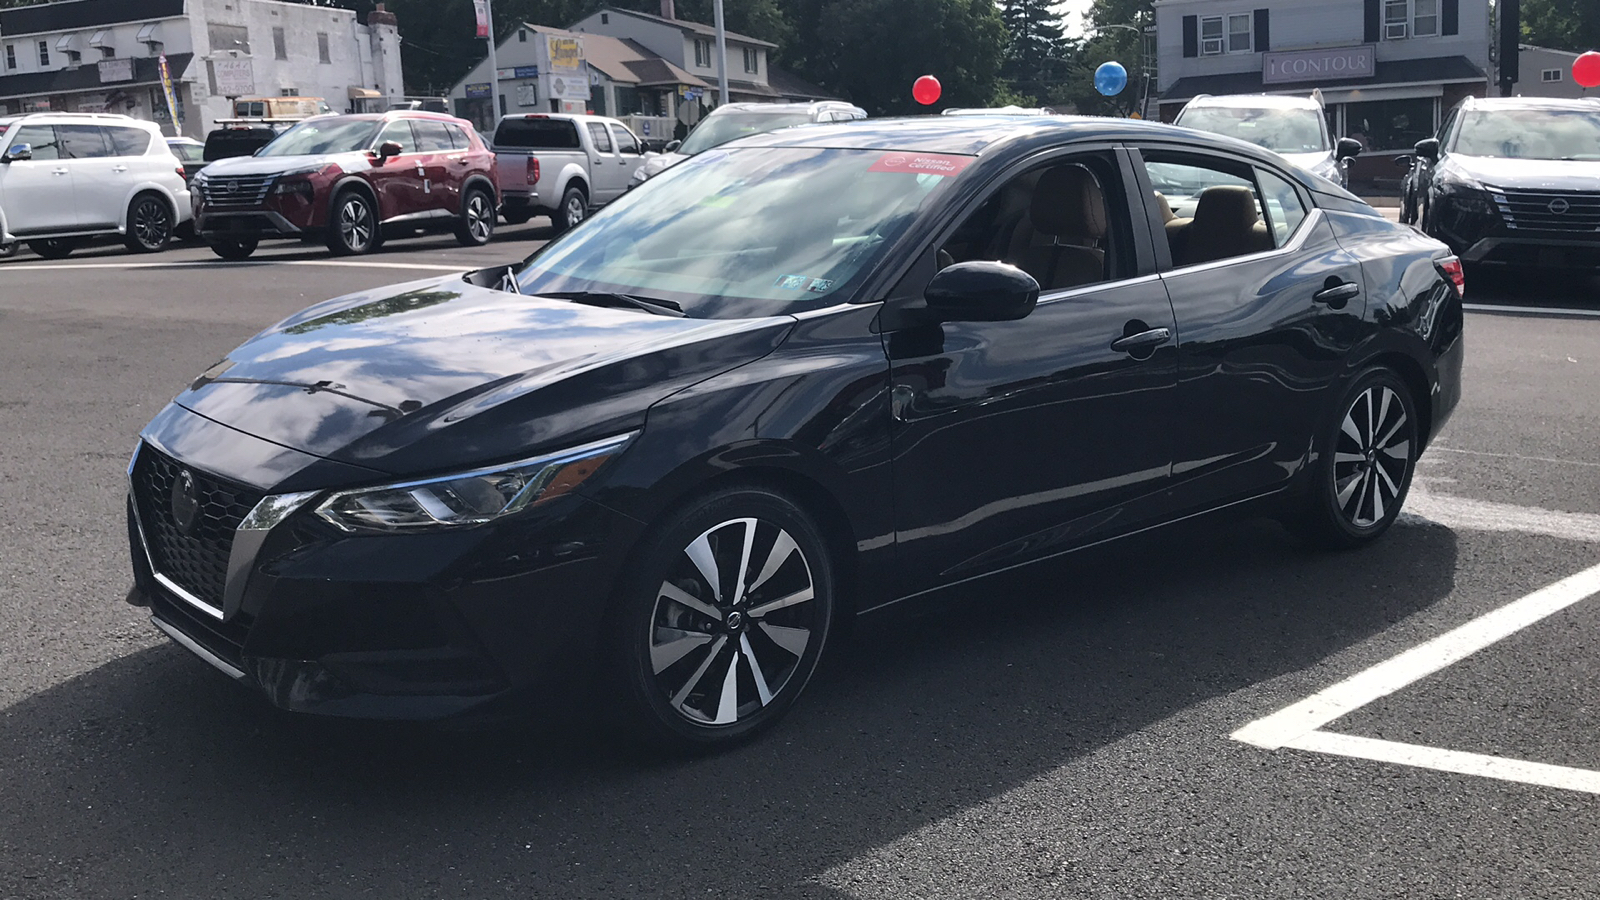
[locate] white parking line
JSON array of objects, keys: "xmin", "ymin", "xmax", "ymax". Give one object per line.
[
  {"xmin": 1233, "ymin": 558, "xmax": 1600, "ymax": 793},
  {"xmin": 2, "ymin": 259, "xmax": 468, "ymax": 273},
  {"xmin": 1430, "ymin": 446, "xmax": 1600, "ymax": 470},
  {"xmin": 1404, "ymin": 482, "xmax": 1600, "ymax": 543}
]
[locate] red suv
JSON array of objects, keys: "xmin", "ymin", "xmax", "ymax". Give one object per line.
[{"xmin": 191, "ymin": 112, "xmax": 498, "ymax": 259}]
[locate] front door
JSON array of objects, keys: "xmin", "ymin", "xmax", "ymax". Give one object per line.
[
  {"xmin": 1133, "ymin": 148, "xmax": 1368, "ymax": 511},
  {"xmin": 886, "ymin": 150, "xmax": 1179, "ymax": 598},
  {"xmin": 1, "ymin": 124, "xmax": 78, "ymax": 234},
  {"xmin": 368, "ymin": 120, "xmax": 425, "ymax": 220}
]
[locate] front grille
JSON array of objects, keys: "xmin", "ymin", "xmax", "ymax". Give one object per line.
[
  {"xmin": 198, "ymin": 174, "xmax": 275, "ymax": 209},
  {"xmin": 131, "ymin": 445, "xmax": 263, "ymax": 611},
  {"xmin": 1490, "ymin": 188, "xmax": 1600, "ymax": 234},
  {"xmin": 149, "ymin": 586, "xmax": 252, "ymax": 668}
]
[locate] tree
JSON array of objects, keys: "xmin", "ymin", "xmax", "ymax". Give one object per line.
[
  {"xmin": 806, "ymin": 0, "xmax": 1008, "ymax": 114},
  {"xmin": 1521, "ymin": 0, "xmax": 1600, "ymax": 53},
  {"xmin": 998, "ymin": 0, "xmax": 1069, "ymax": 104}
]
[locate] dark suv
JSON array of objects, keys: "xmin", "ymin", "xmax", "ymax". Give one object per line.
[
  {"xmin": 192, "ymin": 111, "xmax": 498, "ymax": 259},
  {"xmin": 1400, "ymin": 96, "xmax": 1600, "ymax": 270}
]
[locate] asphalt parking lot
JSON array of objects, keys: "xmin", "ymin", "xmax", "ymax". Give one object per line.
[{"xmin": 2, "ymin": 223, "xmax": 1599, "ymax": 899}]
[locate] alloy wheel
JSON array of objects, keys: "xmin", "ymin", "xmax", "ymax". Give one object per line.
[
  {"xmin": 1332, "ymin": 384, "xmax": 1412, "ymax": 529},
  {"xmin": 648, "ymin": 517, "xmax": 819, "ymax": 727},
  {"xmin": 338, "ymin": 196, "xmax": 375, "ymax": 252},
  {"xmin": 465, "ymin": 193, "xmax": 492, "ymax": 243},
  {"xmin": 130, "ymin": 197, "xmax": 172, "ymax": 250},
  {"xmin": 565, "ymin": 194, "xmax": 586, "ymax": 227}
]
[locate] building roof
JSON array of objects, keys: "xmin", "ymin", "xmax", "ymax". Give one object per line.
[
  {"xmin": 1161, "ymin": 55, "xmax": 1488, "ymax": 103},
  {"xmin": 0, "ymin": 0, "xmax": 185, "ymax": 37},
  {"xmin": 0, "ymin": 52, "xmax": 193, "ymax": 102},
  {"xmin": 594, "ymin": 7, "xmax": 778, "ymax": 49},
  {"xmin": 767, "ymin": 66, "xmax": 838, "ymax": 101},
  {"xmin": 574, "ymin": 32, "xmax": 708, "ymax": 87}
]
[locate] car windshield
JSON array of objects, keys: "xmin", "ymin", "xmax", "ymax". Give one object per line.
[
  {"xmin": 258, "ymin": 118, "xmax": 381, "ymax": 156},
  {"xmin": 1178, "ymin": 106, "xmax": 1329, "ymax": 153},
  {"xmin": 1453, "ymin": 109, "xmax": 1600, "ymax": 161},
  {"xmin": 514, "ymin": 147, "xmax": 966, "ymax": 317},
  {"xmin": 676, "ymin": 112, "xmax": 815, "ymax": 156}
]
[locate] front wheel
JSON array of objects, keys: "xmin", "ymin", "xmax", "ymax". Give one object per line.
[
  {"xmin": 1292, "ymin": 368, "xmax": 1418, "ymax": 549},
  {"xmin": 28, "ymin": 238, "xmax": 76, "ymax": 260},
  {"xmin": 551, "ymin": 186, "xmax": 588, "ymax": 232},
  {"xmin": 124, "ymin": 193, "xmax": 174, "ymax": 253},
  {"xmin": 455, "ymin": 187, "xmax": 495, "ymax": 247},
  {"xmin": 0, "ymin": 242, "xmax": 18, "ymax": 259},
  {"xmin": 209, "ymin": 237, "xmax": 258, "ymax": 260},
  {"xmin": 325, "ymin": 190, "xmax": 381, "ymax": 256},
  {"xmin": 606, "ymin": 487, "xmax": 836, "ymax": 751}
]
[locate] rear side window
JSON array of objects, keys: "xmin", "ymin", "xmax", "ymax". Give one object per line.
[
  {"xmin": 586, "ymin": 122, "xmax": 613, "ymax": 153},
  {"xmin": 492, "ymin": 117, "xmax": 580, "ymax": 149},
  {"xmin": 1256, "ymin": 168, "xmax": 1309, "ymax": 247},
  {"xmin": 11, "ymin": 124, "xmax": 60, "ymax": 160},
  {"xmin": 59, "ymin": 124, "xmax": 112, "ymax": 159},
  {"xmin": 108, "ymin": 126, "xmax": 152, "ymax": 157},
  {"xmin": 412, "ymin": 120, "xmax": 453, "ymax": 152},
  {"xmin": 445, "ymin": 123, "xmax": 472, "ymax": 150},
  {"xmin": 1141, "ymin": 153, "xmax": 1275, "ymax": 267}
]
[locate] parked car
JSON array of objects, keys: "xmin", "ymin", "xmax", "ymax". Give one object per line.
[
  {"xmin": 202, "ymin": 123, "xmax": 290, "ymax": 167},
  {"xmin": 1175, "ymin": 93, "xmax": 1361, "ymax": 188},
  {"xmin": 191, "ymin": 111, "xmax": 498, "ymax": 259},
  {"xmin": 629, "ymin": 100, "xmax": 867, "ymax": 187},
  {"xmin": 1399, "ymin": 96, "xmax": 1600, "ymax": 270},
  {"xmin": 490, "ymin": 113, "xmax": 644, "ymax": 231},
  {"xmin": 127, "ymin": 116, "xmax": 1462, "ymax": 750},
  {"xmin": 167, "ymin": 137, "xmax": 207, "ymax": 182},
  {"xmin": 0, "ymin": 112, "xmax": 191, "ymax": 258}
]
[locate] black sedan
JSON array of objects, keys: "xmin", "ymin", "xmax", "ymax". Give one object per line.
[{"xmin": 126, "ymin": 116, "xmax": 1464, "ymax": 750}]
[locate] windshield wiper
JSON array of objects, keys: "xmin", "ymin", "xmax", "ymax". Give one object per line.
[{"xmin": 541, "ymin": 290, "xmax": 685, "ymax": 317}]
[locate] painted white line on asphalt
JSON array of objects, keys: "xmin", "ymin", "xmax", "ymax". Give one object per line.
[
  {"xmin": 1285, "ymin": 731, "xmax": 1600, "ymax": 795},
  {"xmin": 1402, "ymin": 483, "xmax": 1600, "ymax": 543},
  {"xmin": 2, "ymin": 260, "xmax": 467, "ymax": 273},
  {"xmin": 1232, "ymin": 559, "xmax": 1600, "ymax": 749},
  {"xmin": 1464, "ymin": 303, "xmax": 1600, "ymax": 318},
  {"xmin": 1430, "ymin": 446, "xmax": 1600, "ymax": 470}
]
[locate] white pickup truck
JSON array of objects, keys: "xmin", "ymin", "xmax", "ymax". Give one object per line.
[{"xmin": 491, "ymin": 113, "xmax": 645, "ymax": 231}]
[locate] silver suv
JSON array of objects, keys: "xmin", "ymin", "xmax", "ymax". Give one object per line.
[
  {"xmin": 630, "ymin": 100, "xmax": 868, "ymax": 186},
  {"xmin": 0, "ymin": 113, "xmax": 191, "ymax": 259},
  {"xmin": 1175, "ymin": 94, "xmax": 1362, "ymax": 188}
]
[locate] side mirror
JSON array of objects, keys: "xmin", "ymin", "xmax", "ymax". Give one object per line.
[
  {"xmin": 924, "ymin": 261, "xmax": 1039, "ymax": 322},
  {"xmin": 3, "ymin": 144, "xmax": 32, "ymax": 162},
  {"xmin": 663, "ymin": 140, "xmax": 681, "ymax": 153},
  {"xmin": 1393, "ymin": 155, "xmax": 1415, "ymax": 171},
  {"xmin": 1336, "ymin": 137, "xmax": 1363, "ymax": 160},
  {"xmin": 374, "ymin": 140, "xmax": 404, "ymax": 162},
  {"xmin": 1414, "ymin": 138, "xmax": 1440, "ymax": 161}
]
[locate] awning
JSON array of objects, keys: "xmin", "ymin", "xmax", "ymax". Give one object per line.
[
  {"xmin": 347, "ymin": 86, "xmax": 381, "ymax": 99},
  {"xmin": 1160, "ymin": 55, "xmax": 1487, "ymax": 105},
  {"xmin": 0, "ymin": 51, "xmax": 191, "ymax": 101}
]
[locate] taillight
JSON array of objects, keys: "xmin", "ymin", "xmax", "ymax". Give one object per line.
[
  {"xmin": 1436, "ymin": 256, "xmax": 1465, "ymax": 299},
  {"xmin": 176, "ymin": 166, "xmax": 186, "ymax": 178},
  {"xmin": 529, "ymin": 158, "xmax": 540, "ymax": 185}
]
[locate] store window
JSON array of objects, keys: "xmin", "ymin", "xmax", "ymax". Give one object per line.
[
  {"xmin": 614, "ymin": 86, "xmax": 642, "ymax": 116},
  {"xmin": 1344, "ymin": 97, "xmax": 1436, "ymax": 152}
]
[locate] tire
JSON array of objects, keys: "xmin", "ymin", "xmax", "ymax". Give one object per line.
[
  {"xmin": 209, "ymin": 238, "xmax": 258, "ymax": 260},
  {"xmin": 455, "ymin": 187, "xmax": 495, "ymax": 247},
  {"xmin": 1292, "ymin": 367, "xmax": 1419, "ymax": 550},
  {"xmin": 325, "ymin": 189, "xmax": 381, "ymax": 256},
  {"xmin": 551, "ymin": 185, "xmax": 588, "ymax": 232},
  {"xmin": 0, "ymin": 242, "xmax": 18, "ymax": 259},
  {"xmin": 123, "ymin": 193, "xmax": 175, "ymax": 253},
  {"xmin": 28, "ymin": 238, "xmax": 76, "ymax": 260},
  {"xmin": 605, "ymin": 486, "xmax": 836, "ymax": 751},
  {"xmin": 501, "ymin": 209, "xmax": 532, "ymax": 226}
]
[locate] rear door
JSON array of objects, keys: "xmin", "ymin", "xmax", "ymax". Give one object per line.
[
  {"xmin": 1131, "ymin": 146, "xmax": 1368, "ymax": 511},
  {"xmin": 584, "ymin": 121, "xmax": 624, "ymax": 202},
  {"xmin": 409, "ymin": 119, "xmax": 457, "ymax": 213},
  {"xmin": 59, "ymin": 124, "xmax": 123, "ymax": 230},
  {"xmin": 1, "ymin": 124, "xmax": 77, "ymax": 233}
]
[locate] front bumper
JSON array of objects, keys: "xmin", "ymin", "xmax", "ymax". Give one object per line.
[
  {"xmin": 196, "ymin": 209, "xmax": 306, "ymax": 238},
  {"xmin": 127, "ymin": 412, "xmax": 642, "ymax": 721},
  {"xmin": 1433, "ymin": 190, "xmax": 1600, "ymax": 269}
]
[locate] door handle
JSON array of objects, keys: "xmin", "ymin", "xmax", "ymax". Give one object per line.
[
  {"xmin": 52, "ymin": 168, "xmax": 69, "ymax": 175},
  {"xmin": 1313, "ymin": 280, "xmax": 1360, "ymax": 308},
  {"xmin": 1109, "ymin": 326, "xmax": 1172, "ymax": 355},
  {"xmin": 111, "ymin": 165, "xmax": 128, "ymax": 173}
]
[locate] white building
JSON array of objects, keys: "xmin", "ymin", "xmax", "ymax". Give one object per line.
[
  {"xmin": 0, "ymin": 0, "xmax": 405, "ymax": 138},
  {"xmin": 1154, "ymin": 0, "xmax": 1491, "ymax": 180},
  {"xmin": 569, "ymin": 6, "xmax": 784, "ymax": 105},
  {"xmin": 1511, "ymin": 45, "xmax": 1591, "ymax": 100}
]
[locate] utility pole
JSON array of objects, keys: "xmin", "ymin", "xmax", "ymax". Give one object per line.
[
  {"xmin": 484, "ymin": 0, "xmax": 502, "ymax": 118},
  {"xmin": 714, "ymin": 0, "xmax": 729, "ymax": 107}
]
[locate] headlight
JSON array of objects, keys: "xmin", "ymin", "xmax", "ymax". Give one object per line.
[
  {"xmin": 1436, "ymin": 171, "xmax": 1494, "ymax": 214},
  {"xmin": 273, "ymin": 179, "xmax": 315, "ymax": 197},
  {"xmin": 313, "ymin": 433, "xmax": 634, "ymax": 533}
]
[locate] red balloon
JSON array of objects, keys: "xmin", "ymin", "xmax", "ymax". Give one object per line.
[
  {"xmin": 1574, "ymin": 51, "xmax": 1600, "ymax": 89},
  {"xmin": 913, "ymin": 75, "xmax": 942, "ymax": 106}
]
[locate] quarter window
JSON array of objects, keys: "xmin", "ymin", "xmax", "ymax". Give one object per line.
[
  {"xmin": 1141, "ymin": 154, "xmax": 1275, "ymax": 267},
  {"xmin": 1255, "ymin": 169, "xmax": 1309, "ymax": 247},
  {"xmin": 107, "ymin": 126, "xmax": 152, "ymax": 156},
  {"xmin": 444, "ymin": 122, "xmax": 472, "ymax": 150}
]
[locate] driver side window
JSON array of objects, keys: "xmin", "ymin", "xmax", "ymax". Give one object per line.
[
  {"xmin": 938, "ymin": 153, "xmax": 1129, "ymax": 293},
  {"xmin": 376, "ymin": 121, "xmax": 418, "ymax": 154}
]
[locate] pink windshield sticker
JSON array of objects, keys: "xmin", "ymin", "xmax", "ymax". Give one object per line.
[{"xmin": 868, "ymin": 152, "xmax": 976, "ymax": 176}]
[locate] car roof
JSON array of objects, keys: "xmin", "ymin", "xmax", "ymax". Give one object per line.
[
  {"xmin": 1460, "ymin": 96, "xmax": 1600, "ymax": 112},
  {"xmin": 709, "ymin": 101, "xmax": 864, "ymax": 116},
  {"xmin": 1182, "ymin": 93, "xmax": 1322, "ymax": 111},
  {"xmin": 733, "ymin": 114, "xmax": 1292, "ymax": 162}
]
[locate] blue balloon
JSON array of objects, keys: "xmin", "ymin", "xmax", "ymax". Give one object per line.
[{"xmin": 1094, "ymin": 61, "xmax": 1128, "ymax": 97}]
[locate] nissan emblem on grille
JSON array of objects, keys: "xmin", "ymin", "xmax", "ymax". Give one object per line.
[
  {"xmin": 171, "ymin": 469, "xmax": 200, "ymax": 535},
  {"xmin": 1548, "ymin": 198, "xmax": 1570, "ymax": 215}
]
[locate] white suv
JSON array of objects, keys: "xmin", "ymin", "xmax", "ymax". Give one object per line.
[
  {"xmin": 0, "ymin": 113, "xmax": 191, "ymax": 259},
  {"xmin": 630, "ymin": 100, "xmax": 868, "ymax": 186}
]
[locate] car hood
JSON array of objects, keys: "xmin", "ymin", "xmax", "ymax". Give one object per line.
[
  {"xmin": 1281, "ymin": 150, "xmax": 1334, "ymax": 169},
  {"xmin": 1451, "ymin": 155, "xmax": 1600, "ymax": 191},
  {"xmin": 173, "ymin": 275, "xmax": 794, "ymax": 476},
  {"xmin": 199, "ymin": 153, "xmax": 364, "ymax": 176}
]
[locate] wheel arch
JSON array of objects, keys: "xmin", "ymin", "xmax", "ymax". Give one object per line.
[
  {"xmin": 327, "ymin": 175, "xmax": 380, "ymax": 220},
  {"xmin": 460, "ymin": 174, "xmax": 497, "ymax": 209},
  {"xmin": 117, "ymin": 185, "xmax": 179, "ymax": 233},
  {"xmin": 1362, "ymin": 351, "xmax": 1434, "ymax": 447}
]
